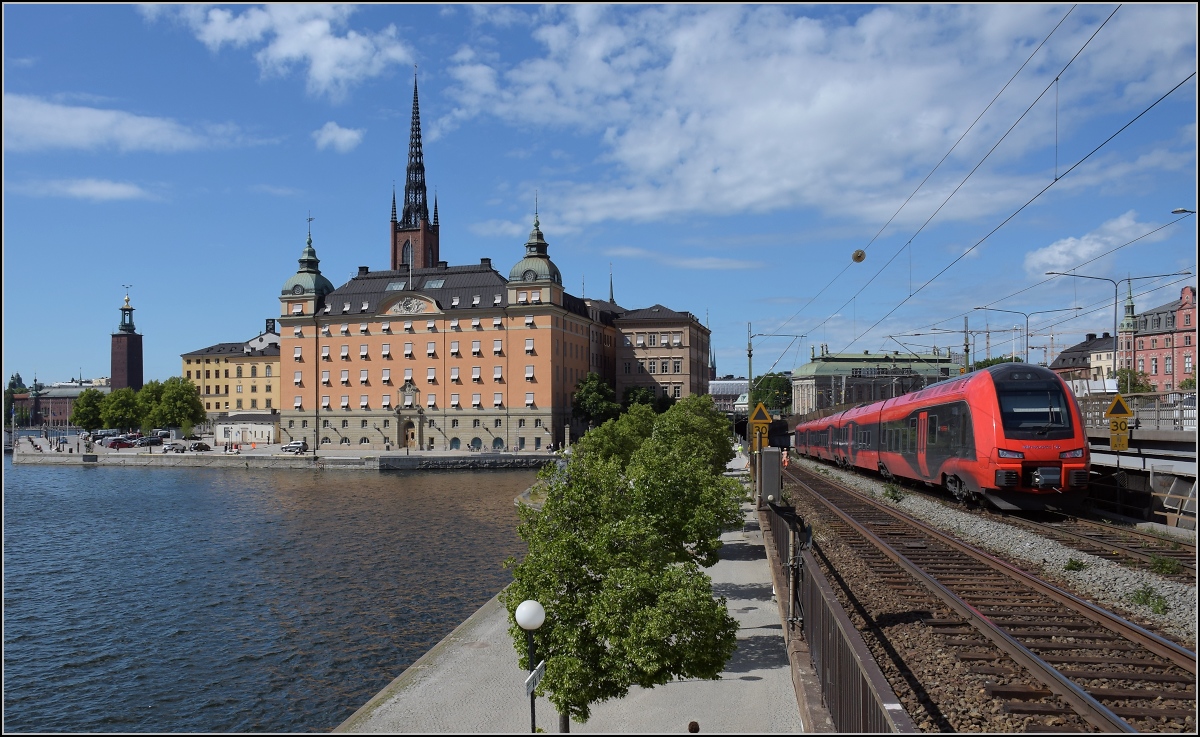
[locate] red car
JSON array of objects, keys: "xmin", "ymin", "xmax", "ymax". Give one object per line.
[{"xmin": 108, "ymin": 439, "xmax": 135, "ymax": 449}]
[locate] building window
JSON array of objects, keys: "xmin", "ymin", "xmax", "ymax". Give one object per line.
[
  {"xmin": 428, "ymin": 368, "xmax": 437, "ymax": 381},
  {"xmin": 494, "ymin": 340, "xmax": 503, "ymax": 355},
  {"xmin": 661, "ymin": 361, "xmax": 668, "ymax": 374},
  {"xmin": 452, "ymin": 419, "xmax": 459, "ymax": 428},
  {"xmin": 322, "ymin": 371, "xmax": 330, "ymax": 385},
  {"xmin": 494, "ymin": 418, "xmax": 502, "ymax": 427},
  {"xmin": 361, "ymin": 419, "xmax": 369, "ymax": 428},
  {"xmin": 288, "ymin": 420, "xmax": 294, "ymax": 428},
  {"xmin": 1186, "ymin": 355, "xmax": 1193, "ymax": 374},
  {"xmin": 525, "ymin": 393, "xmax": 535, "ymax": 407},
  {"xmin": 518, "ymin": 419, "xmax": 525, "ymax": 428},
  {"xmin": 1138, "ymin": 358, "xmax": 1145, "ymax": 373},
  {"xmin": 624, "ymin": 362, "xmax": 631, "ymax": 374},
  {"xmin": 472, "ymin": 367, "xmax": 482, "ymax": 382},
  {"xmin": 674, "ymin": 385, "xmax": 681, "ymax": 399},
  {"xmin": 472, "ymin": 340, "xmax": 481, "ymax": 356},
  {"xmin": 638, "ymin": 361, "xmax": 645, "ymax": 373},
  {"xmin": 382, "ymin": 343, "xmax": 391, "ymax": 358},
  {"xmin": 302, "ymin": 420, "xmax": 308, "ymax": 428},
  {"xmin": 341, "ymin": 370, "xmax": 350, "ymax": 385},
  {"xmin": 382, "ymin": 369, "xmax": 391, "ymax": 384},
  {"xmin": 451, "ymin": 367, "xmax": 461, "ymax": 382},
  {"xmin": 525, "ymin": 365, "xmax": 535, "ymax": 380},
  {"xmin": 1151, "ymin": 339, "xmax": 1158, "ymax": 349},
  {"xmin": 341, "ymin": 395, "xmax": 350, "ymax": 408},
  {"xmin": 294, "ymin": 347, "xmax": 302, "ymax": 360},
  {"xmin": 236, "ymin": 366, "xmax": 243, "ymax": 378},
  {"xmin": 266, "ymin": 399, "xmax": 272, "ymax": 409},
  {"xmin": 341, "ymin": 345, "xmax": 350, "ymax": 360},
  {"xmin": 648, "ymin": 361, "xmax": 656, "ymax": 374},
  {"xmin": 360, "ymin": 345, "xmax": 368, "ymax": 358},
  {"xmin": 673, "ymin": 360, "xmax": 682, "ymax": 374},
  {"xmin": 1165, "ymin": 356, "xmax": 1173, "ymax": 374},
  {"xmin": 427, "ymin": 342, "xmax": 436, "ymax": 356},
  {"xmin": 323, "ymin": 419, "xmax": 331, "ymax": 428},
  {"xmin": 525, "ymin": 338, "xmax": 535, "ymax": 354},
  {"xmin": 384, "ymin": 419, "xmax": 390, "ymax": 428},
  {"xmin": 451, "ymin": 341, "xmax": 460, "ymax": 356},
  {"xmin": 494, "ymin": 394, "xmax": 503, "ymax": 408},
  {"xmin": 1185, "ymin": 313, "xmax": 1192, "ymax": 326},
  {"xmin": 1138, "ymin": 340, "xmax": 1144, "ymax": 350},
  {"xmin": 1151, "ymin": 358, "xmax": 1158, "ymax": 375}
]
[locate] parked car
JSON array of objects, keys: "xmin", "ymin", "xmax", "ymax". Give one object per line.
[
  {"xmin": 184, "ymin": 433, "xmax": 201, "ymax": 441},
  {"xmin": 135, "ymin": 436, "xmax": 163, "ymax": 447},
  {"xmin": 163, "ymin": 442, "xmax": 185, "ymax": 453},
  {"xmin": 189, "ymin": 442, "xmax": 212, "ymax": 452},
  {"xmin": 108, "ymin": 439, "xmax": 135, "ymax": 449},
  {"xmin": 281, "ymin": 440, "xmax": 308, "ymax": 454}
]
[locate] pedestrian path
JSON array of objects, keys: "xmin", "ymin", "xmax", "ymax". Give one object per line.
[{"xmin": 337, "ymin": 454, "xmax": 805, "ymax": 733}]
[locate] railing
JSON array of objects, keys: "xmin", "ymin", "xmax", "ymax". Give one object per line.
[
  {"xmin": 763, "ymin": 501, "xmax": 916, "ymax": 733},
  {"xmin": 1077, "ymin": 391, "xmax": 1196, "ymax": 431}
]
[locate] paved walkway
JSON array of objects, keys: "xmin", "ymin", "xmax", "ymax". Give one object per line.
[{"xmin": 338, "ymin": 453, "xmax": 806, "ymax": 733}]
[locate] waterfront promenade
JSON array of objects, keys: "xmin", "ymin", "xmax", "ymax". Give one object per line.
[{"xmin": 337, "ymin": 454, "xmax": 825, "ymax": 733}]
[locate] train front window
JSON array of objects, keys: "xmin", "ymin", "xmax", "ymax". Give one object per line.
[{"xmin": 997, "ymin": 389, "xmax": 1072, "ymax": 437}]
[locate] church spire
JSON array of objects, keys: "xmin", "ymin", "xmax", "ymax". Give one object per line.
[
  {"xmin": 609, "ymin": 263, "xmax": 614, "ymax": 303},
  {"xmin": 391, "ymin": 183, "xmax": 397, "ymax": 223},
  {"xmin": 400, "ymin": 70, "xmax": 429, "ymax": 229},
  {"xmin": 433, "ymin": 191, "xmax": 439, "ymax": 227}
]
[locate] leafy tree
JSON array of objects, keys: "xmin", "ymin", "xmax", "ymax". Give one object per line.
[
  {"xmin": 136, "ymin": 380, "xmax": 166, "ymax": 433},
  {"xmin": 573, "ymin": 403, "xmax": 657, "ymax": 468},
  {"xmin": 621, "ymin": 385, "xmax": 658, "ymax": 410},
  {"xmin": 973, "ymin": 355, "xmax": 1022, "ymax": 370},
  {"xmin": 572, "ymin": 372, "xmax": 621, "ymax": 427},
  {"xmin": 505, "ymin": 397, "xmax": 742, "ymax": 724},
  {"xmin": 69, "ymin": 388, "xmax": 106, "ymax": 432},
  {"xmin": 1178, "ymin": 378, "xmax": 1195, "ymax": 391},
  {"xmin": 1113, "ymin": 368, "xmax": 1153, "ymax": 394},
  {"xmin": 101, "ymin": 387, "xmax": 141, "ymax": 430},
  {"xmin": 4, "ymin": 372, "xmax": 27, "ymax": 424},
  {"xmin": 749, "ymin": 372, "xmax": 791, "ymax": 411},
  {"xmin": 156, "ymin": 376, "xmax": 207, "ymax": 430}
]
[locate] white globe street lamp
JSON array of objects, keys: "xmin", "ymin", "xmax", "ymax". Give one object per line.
[{"xmin": 515, "ymin": 600, "xmax": 545, "ymax": 733}]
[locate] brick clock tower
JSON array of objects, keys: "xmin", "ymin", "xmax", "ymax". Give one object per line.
[
  {"xmin": 390, "ymin": 73, "xmax": 440, "ymax": 272},
  {"xmin": 111, "ymin": 293, "xmax": 144, "ymax": 391}
]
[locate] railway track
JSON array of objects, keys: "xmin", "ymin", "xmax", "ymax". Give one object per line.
[{"xmin": 786, "ymin": 465, "xmax": 1197, "ymax": 732}]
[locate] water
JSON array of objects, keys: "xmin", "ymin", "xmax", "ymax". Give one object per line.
[{"xmin": 2, "ymin": 457, "xmax": 535, "ymax": 732}]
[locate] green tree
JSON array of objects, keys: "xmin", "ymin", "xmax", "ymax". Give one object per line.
[
  {"xmin": 749, "ymin": 372, "xmax": 792, "ymax": 411},
  {"xmin": 621, "ymin": 385, "xmax": 657, "ymax": 410},
  {"xmin": 1178, "ymin": 378, "xmax": 1195, "ymax": 391},
  {"xmin": 572, "ymin": 403, "xmax": 657, "ymax": 468},
  {"xmin": 572, "ymin": 372, "xmax": 621, "ymax": 427},
  {"xmin": 1113, "ymin": 368, "xmax": 1153, "ymax": 394},
  {"xmin": 156, "ymin": 376, "xmax": 207, "ymax": 430},
  {"xmin": 101, "ymin": 387, "xmax": 141, "ymax": 430},
  {"xmin": 649, "ymin": 395, "xmax": 735, "ymax": 477},
  {"xmin": 974, "ymin": 355, "xmax": 1022, "ymax": 370},
  {"xmin": 505, "ymin": 439, "xmax": 740, "ymax": 725},
  {"xmin": 136, "ymin": 380, "xmax": 166, "ymax": 433},
  {"xmin": 4, "ymin": 372, "xmax": 27, "ymax": 425},
  {"xmin": 69, "ymin": 388, "xmax": 106, "ymax": 432}
]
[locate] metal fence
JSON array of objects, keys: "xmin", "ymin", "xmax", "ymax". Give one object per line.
[
  {"xmin": 1077, "ymin": 391, "xmax": 1196, "ymax": 431},
  {"xmin": 763, "ymin": 502, "xmax": 917, "ymax": 733}
]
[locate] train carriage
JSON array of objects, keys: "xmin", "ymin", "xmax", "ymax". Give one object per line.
[{"xmin": 795, "ymin": 363, "xmax": 1090, "ymax": 511}]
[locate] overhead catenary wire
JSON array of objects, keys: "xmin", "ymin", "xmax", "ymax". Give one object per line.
[{"xmin": 758, "ymin": 5, "xmax": 1080, "ymax": 358}]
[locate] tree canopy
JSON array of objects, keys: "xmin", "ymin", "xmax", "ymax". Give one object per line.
[
  {"xmin": 572, "ymin": 372, "xmax": 621, "ymax": 428},
  {"xmin": 1114, "ymin": 368, "xmax": 1154, "ymax": 394},
  {"xmin": 69, "ymin": 388, "xmax": 106, "ymax": 432},
  {"xmin": 621, "ymin": 385, "xmax": 675, "ymax": 413},
  {"xmin": 101, "ymin": 387, "xmax": 141, "ymax": 430},
  {"xmin": 749, "ymin": 372, "xmax": 791, "ymax": 411},
  {"xmin": 505, "ymin": 395, "xmax": 741, "ymax": 724}
]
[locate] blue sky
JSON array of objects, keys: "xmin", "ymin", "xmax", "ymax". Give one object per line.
[{"xmin": 3, "ymin": 4, "xmax": 1196, "ymax": 386}]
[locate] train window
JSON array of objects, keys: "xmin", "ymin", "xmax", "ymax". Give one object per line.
[
  {"xmin": 998, "ymin": 389, "xmax": 1071, "ymax": 435},
  {"xmin": 928, "ymin": 415, "xmax": 938, "ymax": 445}
]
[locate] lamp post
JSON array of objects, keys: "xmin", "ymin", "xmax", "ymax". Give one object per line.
[
  {"xmin": 973, "ymin": 307, "xmax": 1082, "ymax": 363},
  {"xmin": 515, "ymin": 600, "xmax": 546, "ymax": 734},
  {"xmin": 1045, "ymin": 270, "xmax": 1193, "ymax": 381}
]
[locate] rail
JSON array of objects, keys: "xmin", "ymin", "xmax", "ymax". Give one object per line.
[
  {"xmin": 763, "ymin": 501, "xmax": 918, "ymax": 733},
  {"xmin": 1077, "ymin": 391, "xmax": 1196, "ymax": 431}
]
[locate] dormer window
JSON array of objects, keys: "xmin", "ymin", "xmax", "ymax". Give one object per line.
[
  {"xmin": 342, "ymin": 302, "xmax": 351, "ymax": 313},
  {"xmin": 323, "ymin": 304, "xmax": 332, "ymax": 314},
  {"xmin": 472, "ymin": 295, "xmax": 481, "ymax": 306},
  {"xmin": 451, "ymin": 296, "xmax": 460, "ymax": 307},
  {"xmin": 494, "ymin": 294, "xmax": 502, "ymax": 305},
  {"xmin": 361, "ymin": 301, "xmax": 369, "ymax": 312}
]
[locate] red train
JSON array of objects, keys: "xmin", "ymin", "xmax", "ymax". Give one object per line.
[{"xmin": 794, "ymin": 363, "xmax": 1090, "ymax": 511}]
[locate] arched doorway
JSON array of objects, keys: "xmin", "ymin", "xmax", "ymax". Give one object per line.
[
  {"xmin": 470, "ymin": 437, "xmax": 482, "ymax": 450},
  {"xmin": 449, "ymin": 437, "xmax": 461, "ymax": 450},
  {"xmin": 403, "ymin": 420, "xmax": 416, "ymax": 448},
  {"xmin": 492, "ymin": 437, "xmax": 505, "ymax": 450}
]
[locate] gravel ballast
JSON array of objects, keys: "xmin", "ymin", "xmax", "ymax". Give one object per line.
[{"xmin": 792, "ymin": 456, "xmax": 1197, "ymax": 648}]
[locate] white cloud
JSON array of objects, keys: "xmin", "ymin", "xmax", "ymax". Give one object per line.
[
  {"xmin": 312, "ymin": 121, "xmax": 364, "ymax": 152},
  {"xmin": 9, "ymin": 178, "xmax": 155, "ymax": 201},
  {"xmin": 150, "ymin": 5, "xmax": 412, "ymax": 102},
  {"xmin": 442, "ymin": 5, "xmax": 1197, "ymax": 230},
  {"xmin": 1023, "ymin": 210, "xmax": 1169, "ymax": 276},
  {"xmin": 3, "ymin": 93, "xmax": 214, "ymax": 152}
]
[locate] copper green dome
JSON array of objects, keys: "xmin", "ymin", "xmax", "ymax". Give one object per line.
[
  {"xmin": 508, "ymin": 215, "xmax": 562, "ymax": 285},
  {"xmin": 282, "ymin": 233, "xmax": 336, "ymax": 297}
]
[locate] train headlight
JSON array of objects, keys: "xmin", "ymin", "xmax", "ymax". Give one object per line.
[
  {"xmin": 997, "ymin": 449, "xmax": 1024, "ymax": 459},
  {"xmin": 1059, "ymin": 449, "xmax": 1084, "ymax": 459}
]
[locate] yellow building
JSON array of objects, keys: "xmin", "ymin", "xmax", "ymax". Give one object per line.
[{"xmin": 181, "ymin": 321, "xmax": 281, "ymax": 424}]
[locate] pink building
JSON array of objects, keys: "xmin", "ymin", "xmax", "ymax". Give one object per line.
[{"xmin": 1117, "ymin": 286, "xmax": 1196, "ymax": 392}]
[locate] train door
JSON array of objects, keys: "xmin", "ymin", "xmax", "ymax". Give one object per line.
[{"xmin": 916, "ymin": 412, "xmax": 929, "ymax": 478}]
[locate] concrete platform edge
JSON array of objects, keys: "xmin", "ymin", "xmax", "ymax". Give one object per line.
[{"xmin": 334, "ymin": 591, "xmax": 508, "ymax": 733}]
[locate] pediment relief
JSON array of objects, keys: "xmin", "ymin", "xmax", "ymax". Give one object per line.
[{"xmin": 383, "ymin": 295, "xmax": 438, "ymax": 316}]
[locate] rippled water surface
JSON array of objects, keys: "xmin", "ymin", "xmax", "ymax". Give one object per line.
[{"xmin": 3, "ymin": 457, "xmax": 534, "ymax": 732}]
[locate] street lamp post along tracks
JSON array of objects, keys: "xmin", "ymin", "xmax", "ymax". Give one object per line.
[
  {"xmin": 1044, "ymin": 270, "xmax": 1193, "ymax": 381},
  {"xmin": 972, "ymin": 306, "xmax": 1082, "ymax": 363},
  {"xmin": 515, "ymin": 600, "xmax": 546, "ymax": 733}
]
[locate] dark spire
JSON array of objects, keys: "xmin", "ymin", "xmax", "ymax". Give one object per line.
[
  {"xmin": 400, "ymin": 71, "xmax": 429, "ymax": 229},
  {"xmin": 433, "ymin": 191, "xmax": 439, "ymax": 227},
  {"xmin": 609, "ymin": 262, "xmax": 614, "ymax": 303},
  {"xmin": 391, "ymin": 183, "xmax": 397, "ymax": 223}
]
